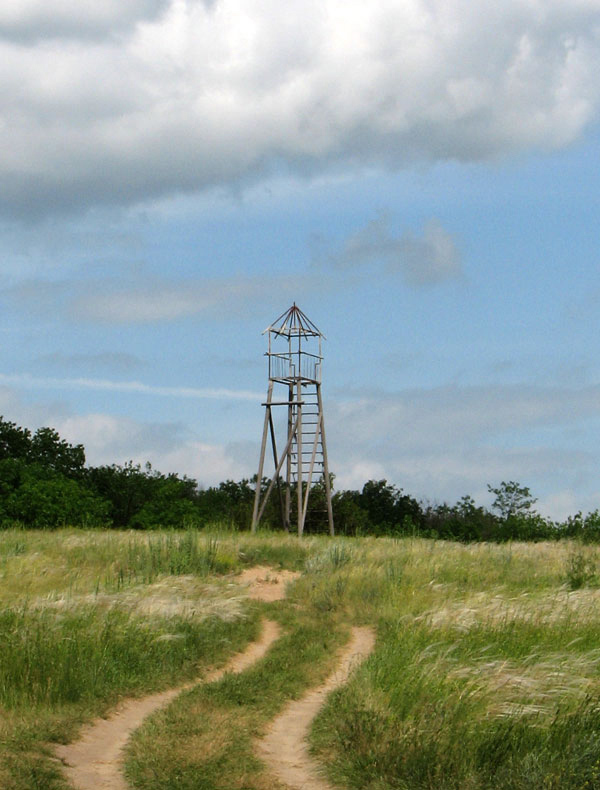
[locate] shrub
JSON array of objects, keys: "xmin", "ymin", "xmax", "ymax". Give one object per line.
[
  {"xmin": 3, "ymin": 472, "xmax": 110, "ymax": 528},
  {"xmin": 565, "ymin": 550, "xmax": 597, "ymax": 590}
]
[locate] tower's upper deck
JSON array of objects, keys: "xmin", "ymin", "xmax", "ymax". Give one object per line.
[{"xmin": 264, "ymin": 303, "xmax": 324, "ymax": 384}]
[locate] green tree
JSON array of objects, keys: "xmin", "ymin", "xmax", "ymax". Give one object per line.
[
  {"xmin": 130, "ymin": 473, "xmax": 199, "ymax": 529},
  {"xmin": 29, "ymin": 426, "xmax": 86, "ymax": 479},
  {"xmin": 0, "ymin": 417, "xmax": 32, "ymax": 461},
  {"xmin": 1, "ymin": 464, "xmax": 109, "ymax": 528},
  {"xmin": 87, "ymin": 462, "xmax": 203, "ymax": 529},
  {"xmin": 487, "ymin": 481, "xmax": 537, "ymax": 519},
  {"xmin": 332, "ymin": 490, "xmax": 370, "ymax": 536},
  {"xmin": 486, "ymin": 481, "xmax": 553, "ymax": 541},
  {"xmin": 358, "ymin": 479, "xmax": 422, "ymax": 535},
  {"xmin": 88, "ymin": 462, "xmax": 163, "ymax": 528}
]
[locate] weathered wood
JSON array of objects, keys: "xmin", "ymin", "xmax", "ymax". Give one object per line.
[
  {"xmin": 268, "ymin": 410, "xmax": 287, "ymax": 532},
  {"xmin": 296, "ymin": 378, "xmax": 304, "ymax": 536},
  {"xmin": 285, "ymin": 383, "xmax": 293, "ymax": 532},
  {"xmin": 255, "ymin": 414, "xmax": 299, "ymax": 526},
  {"xmin": 301, "ymin": 412, "xmax": 322, "ymax": 528},
  {"xmin": 317, "ymin": 385, "xmax": 335, "ymax": 536},
  {"xmin": 251, "ymin": 380, "xmax": 273, "ymax": 532},
  {"xmin": 252, "ymin": 304, "xmax": 334, "ymax": 536}
]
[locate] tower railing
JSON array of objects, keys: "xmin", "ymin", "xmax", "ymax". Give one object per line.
[{"xmin": 268, "ymin": 351, "xmax": 321, "ymax": 383}]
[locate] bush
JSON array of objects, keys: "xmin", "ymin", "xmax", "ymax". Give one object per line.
[
  {"xmin": 2, "ymin": 471, "xmax": 110, "ymax": 528},
  {"xmin": 565, "ymin": 550, "xmax": 598, "ymax": 590}
]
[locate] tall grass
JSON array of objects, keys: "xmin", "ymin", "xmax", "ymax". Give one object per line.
[
  {"xmin": 125, "ymin": 605, "xmax": 347, "ymax": 790},
  {"xmin": 2, "ymin": 530, "xmax": 600, "ymax": 790},
  {"xmin": 308, "ymin": 539, "xmax": 600, "ymax": 790},
  {"xmin": 314, "ymin": 619, "xmax": 600, "ymax": 789},
  {"xmin": 0, "ymin": 605, "xmax": 259, "ymax": 708},
  {"xmin": 0, "ymin": 528, "xmax": 309, "ymax": 601},
  {"xmin": 111, "ymin": 533, "xmax": 236, "ymax": 587},
  {"xmin": 0, "ymin": 528, "xmax": 305, "ymax": 790}
]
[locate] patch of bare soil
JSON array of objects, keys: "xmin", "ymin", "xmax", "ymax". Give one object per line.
[
  {"xmin": 257, "ymin": 626, "xmax": 376, "ymax": 790},
  {"xmin": 237, "ymin": 565, "xmax": 301, "ymax": 602},
  {"xmin": 56, "ymin": 619, "xmax": 280, "ymax": 790}
]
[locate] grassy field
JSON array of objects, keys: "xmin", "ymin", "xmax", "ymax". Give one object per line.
[{"xmin": 0, "ymin": 530, "xmax": 599, "ymax": 789}]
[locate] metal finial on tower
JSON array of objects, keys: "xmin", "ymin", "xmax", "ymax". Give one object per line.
[{"xmin": 251, "ymin": 304, "xmax": 334, "ymax": 536}]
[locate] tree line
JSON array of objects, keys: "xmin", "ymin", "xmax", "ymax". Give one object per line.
[{"xmin": 0, "ymin": 415, "xmax": 598, "ymax": 541}]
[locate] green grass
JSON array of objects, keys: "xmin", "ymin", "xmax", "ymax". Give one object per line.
[
  {"xmin": 0, "ymin": 605, "xmax": 260, "ymax": 708},
  {"xmin": 313, "ymin": 618, "xmax": 600, "ymax": 789},
  {"xmin": 2, "ymin": 530, "xmax": 600, "ymax": 790},
  {"xmin": 0, "ymin": 528, "xmax": 304, "ymax": 790},
  {"xmin": 307, "ymin": 538, "xmax": 600, "ymax": 790},
  {"xmin": 125, "ymin": 604, "xmax": 347, "ymax": 790}
]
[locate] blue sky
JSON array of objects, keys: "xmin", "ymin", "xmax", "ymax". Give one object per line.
[{"xmin": 1, "ymin": 0, "xmax": 600, "ymax": 518}]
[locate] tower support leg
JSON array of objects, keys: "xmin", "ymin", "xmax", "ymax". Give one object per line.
[
  {"xmin": 254, "ymin": 415, "xmax": 299, "ymax": 527},
  {"xmin": 251, "ymin": 381, "xmax": 273, "ymax": 532},
  {"xmin": 285, "ymin": 383, "xmax": 293, "ymax": 532},
  {"xmin": 296, "ymin": 379, "xmax": 303, "ymax": 536},
  {"xmin": 317, "ymin": 384, "xmax": 335, "ymax": 536}
]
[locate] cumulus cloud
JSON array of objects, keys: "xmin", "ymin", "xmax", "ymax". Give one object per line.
[
  {"xmin": 0, "ymin": 386, "xmax": 251, "ymax": 487},
  {"xmin": 3, "ymin": 375, "xmax": 600, "ymax": 515},
  {"xmin": 54, "ymin": 412, "xmax": 250, "ymax": 485},
  {"xmin": 70, "ymin": 280, "xmax": 253, "ymax": 323},
  {"xmin": 330, "ymin": 383, "xmax": 600, "ymax": 451},
  {"xmin": 327, "ymin": 383, "xmax": 600, "ymax": 509},
  {"xmin": 146, "ymin": 440, "xmax": 251, "ymax": 486},
  {"xmin": 322, "ymin": 217, "xmax": 462, "ymax": 285},
  {"xmin": 0, "ymin": 0, "xmax": 166, "ymax": 40},
  {"xmin": 1, "ymin": 0, "xmax": 599, "ymax": 216},
  {"xmin": 55, "ymin": 413, "xmax": 181, "ymax": 460}
]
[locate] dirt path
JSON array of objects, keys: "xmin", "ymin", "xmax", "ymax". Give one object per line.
[
  {"xmin": 55, "ymin": 564, "xmax": 298, "ymax": 790},
  {"xmin": 258, "ymin": 625, "xmax": 376, "ymax": 790},
  {"xmin": 237, "ymin": 565, "xmax": 300, "ymax": 602},
  {"xmin": 57, "ymin": 619, "xmax": 279, "ymax": 790}
]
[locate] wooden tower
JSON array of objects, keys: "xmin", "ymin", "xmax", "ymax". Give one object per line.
[{"xmin": 251, "ymin": 304, "xmax": 334, "ymax": 536}]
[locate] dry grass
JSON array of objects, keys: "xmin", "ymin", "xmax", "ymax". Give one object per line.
[
  {"xmin": 3, "ymin": 529, "xmax": 600, "ymax": 790},
  {"xmin": 29, "ymin": 576, "xmax": 248, "ymax": 623},
  {"xmin": 446, "ymin": 647, "xmax": 600, "ymax": 719},
  {"xmin": 419, "ymin": 586, "xmax": 600, "ymax": 631}
]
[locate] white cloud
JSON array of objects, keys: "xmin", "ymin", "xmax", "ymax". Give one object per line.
[
  {"xmin": 0, "ymin": 0, "xmax": 166, "ymax": 39},
  {"xmin": 55, "ymin": 413, "xmax": 168, "ymax": 459},
  {"xmin": 1, "ymin": 0, "xmax": 599, "ymax": 216},
  {"xmin": 54, "ymin": 412, "xmax": 248, "ymax": 485},
  {"xmin": 0, "ymin": 373, "xmax": 261, "ymax": 401},
  {"xmin": 327, "ymin": 383, "xmax": 600, "ymax": 510},
  {"xmin": 537, "ymin": 489, "xmax": 580, "ymax": 521},
  {"xmin": 4, "ymin": 375, "xmax": 600, "ymax": 515},
  {"xmin": 0, "ymin": 385, "xmax": 252, "ymax": 486},
  {"xmin": 322, "ymin": 217, "xmax": 462, "ymax": 285},
  {"xmin": 6, "ymin": 271, "xmax": 319, "ymax": 324},
  {"xmin": 7, "ymin": 375, "xmax": 600, "ymax": 510},
  {"xmin": 330, "ymin": 384, "xmax": 600, "ymax": 451},
  {"xmin": 149, "ymin": 441, "xmax": 249, "ymax": 486},
  {"xmin": 70, "ymin": 277, "xmax": 275, "ymax": 323}
]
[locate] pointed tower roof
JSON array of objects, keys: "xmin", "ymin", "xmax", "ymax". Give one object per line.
[{"xmin": 264, "ymin": 303, "xmax": 325, "ymax": 339}]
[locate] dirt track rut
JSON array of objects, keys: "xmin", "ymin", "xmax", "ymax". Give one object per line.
[
  {"xmin": 56, "ymin": 568, "xmax": 373, "ymax": 790},
  {"xmin": 56, "ymin": 620, "xmax": 280, "ymax": 790},
  {"xmin": 258, "ymin": 625, "xmax": 376, "ymax": 790}
]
